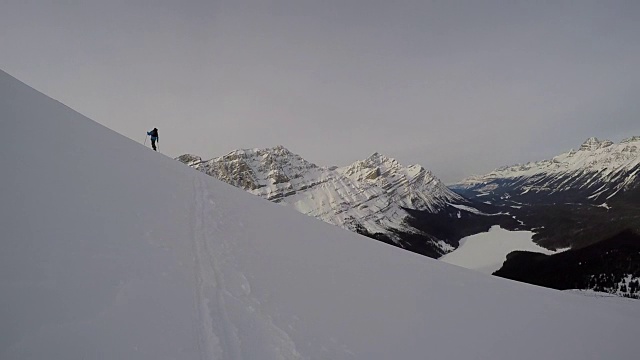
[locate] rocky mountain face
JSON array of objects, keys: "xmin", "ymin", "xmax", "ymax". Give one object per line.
[
  {"xmin": 453, "ymin": 137, "xmax": 640, "ymax": 298},
  {"xmin": 178, "ymin": 147, "xmax": 511, "ymax": 258}
]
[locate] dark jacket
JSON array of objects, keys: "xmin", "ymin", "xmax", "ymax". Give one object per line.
[{"xmin": 147, "ymin": 128, "xmax": 159, "ymax": 140}]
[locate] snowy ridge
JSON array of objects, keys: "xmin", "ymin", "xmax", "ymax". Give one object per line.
[
  {"xmin": 3, "ymin": 69, "xmax": 640, "ymax": 359},
  {"xmin": 179, "ymin": 148, "xmax": 464, "ymax": 239},
  {"xmin": 457, "ymin": 137, "xmax": 640, "ymax": 201}
]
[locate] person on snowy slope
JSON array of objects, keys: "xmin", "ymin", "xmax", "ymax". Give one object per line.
[{"xmin": 147, "ymin": 128, "xmax": 159, "ymax": 151}]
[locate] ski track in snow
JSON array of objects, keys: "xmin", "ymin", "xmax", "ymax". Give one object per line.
[
  {"xmin": 191, "ymin": 174, "xmax": 301, "ymax": 360},
  {"xmin": 191, "ymin": 174, "xmax": 230, "ymax": 359}
]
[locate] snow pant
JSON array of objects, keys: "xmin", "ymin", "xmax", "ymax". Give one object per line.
[{"xmin": 151, "ymin": 138, "xmax": 157, "ymax": 151}]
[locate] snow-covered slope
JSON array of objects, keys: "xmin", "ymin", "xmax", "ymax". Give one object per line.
[
  {"xmin": 2, "ymin": 69, "xmax": 639, "ymax": 359},
  {"xmin": 179, "ymin": 148, "xmax": 463, "ymax": 239},
  {"xmin": 455, "ymin": 137, "xmax": 640, "ymax": 203}
]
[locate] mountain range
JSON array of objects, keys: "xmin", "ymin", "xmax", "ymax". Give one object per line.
[
  {"xmin": 4, "ymin": 68, "xmax": 639, "ymax": 359},
  {"xmin": 180, "ymin": 137, "xmax": 640, "ymax": 298},
  {"xmin": 454, "ymin": 136, "xmax": 640, "ymax": 205},
  {"xmin": 178, "ymin": 147, "xmax": 514, "ymax": 258}
]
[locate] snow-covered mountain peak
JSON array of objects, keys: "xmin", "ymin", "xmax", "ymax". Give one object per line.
[
  {"xmin": 339, "ymin": 153, "xmax": 440, "ymax": 186},
  {"xmin": 222, "ymin": 145, "xmax": 312, "ymax": 166},
  {"xmin": 364, "ymin": 152, "xmax": 398, "ymax": 166},
  {"xmin": 456, "ymin": 136, "xmax": 640, "ymax": 202},
  {"xmin": 479, "ymin": 136, "xmax": 640, "ymax": 177},
  {"xmin": 579, "ymin": 137, "xmax": 613, "ymax": 151},
  {"xmin": 178, "ymin": 146, "xmax": 321, "ymax": 191},
  {"xmin": 341, "ymin": 153, "xmax": 402, "ymax": 182},
  {"xmin": 337, "ymin": 154, "xmax": 461, "ymax": 206},
  {"xmin": 621, "ymin": 136, "xmax": 640, "ymax": 144}
]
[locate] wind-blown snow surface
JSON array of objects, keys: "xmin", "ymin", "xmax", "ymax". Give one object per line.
[
  {"xmin": 1, "ymin": 69, "xmax": 639, "ymax": 359},
  {"xmin": 440, "ymin": 226, "xmax": 557, "ymax": 274}
]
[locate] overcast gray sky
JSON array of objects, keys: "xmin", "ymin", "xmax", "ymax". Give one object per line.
[{"xmin": 1, "ymin": 0, "xmax": 638, "ymax": 182}]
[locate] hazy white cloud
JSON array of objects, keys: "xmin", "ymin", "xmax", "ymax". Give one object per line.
[{"xmin": 1, "ymin": 0, "xmax": 638, "ymax": 182}]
